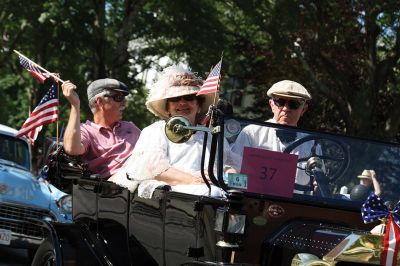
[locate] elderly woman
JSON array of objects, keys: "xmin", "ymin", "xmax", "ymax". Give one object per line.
[{"xmin": 111, "ymin": 65, "xmax": 229, "ymax": 198}]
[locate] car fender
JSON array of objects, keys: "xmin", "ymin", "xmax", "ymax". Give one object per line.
[
  {"xmin": 0, "ymin": 164, "xmax": 71, "ymax": 222},
  {"xmin": 38, "ymin": 219, "xmax": 114, "ymax": 266}
]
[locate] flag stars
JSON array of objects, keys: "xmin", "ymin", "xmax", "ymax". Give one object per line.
[{"xmin": 361, "ymin": 193, "xmax": 400, "ymax": 227}]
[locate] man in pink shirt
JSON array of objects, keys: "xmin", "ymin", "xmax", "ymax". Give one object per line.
[{"xmin": 61, "ymin": 78, "xmax": 141, "ymax": 179}]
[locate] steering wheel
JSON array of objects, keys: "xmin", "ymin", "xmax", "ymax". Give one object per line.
[{"xmin": 283, "ymin": 135, "xmax": 350, "ymax": 195}]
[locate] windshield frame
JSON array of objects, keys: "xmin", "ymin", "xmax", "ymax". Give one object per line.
[{"xmin": 217, "ymin": 115, "xmax": 400, "ymax": 210}]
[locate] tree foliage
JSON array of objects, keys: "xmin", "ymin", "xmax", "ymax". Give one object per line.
[
  {"xmin": 130, "ymin": 0, "xmax": 400, "ymax": 140},
  {"xmin": 0, "ymin": 0, "xmax": 152, "ymax": 170},
  {"xmin": 0, "ymin": 1, "xmax": 399, "ymax": 154}
]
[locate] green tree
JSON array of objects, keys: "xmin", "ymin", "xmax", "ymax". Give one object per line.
[
  {"xmin": 237, "ymin": 1, "xmax": 400, "ymax": 140},
  {"xmin": 132, "ymin": 0, "xmax": 400, "ymax": 141},
  {"xmin": 0, "ymin": 0, "xmax": 153, "ymax": 127},
  {"xmin": 1, "ymin": 0, "xmax": 400, "ymax": 145},
  {"xmin": 0, "ymin": 0, "xmax": 153, "ymax": 171},
  {"xmin": 282, "ymin": 1, "xmax": 400, "ymax": 140}
]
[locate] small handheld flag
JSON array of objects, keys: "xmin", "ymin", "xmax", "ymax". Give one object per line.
[
  {"xmin": 14, "ymin": 50, "xmax": 64, "ymax": 84},
  {"xmin": 197, "ymin": 60, "xmax": 222, "ymax": 96},
  {"xmin": 18, "ymin": 55, "xmax": 50, "ymax": 84},
  {"xmin": 16, "ymin": 82, "xmax": 59, "ymax": 143}
]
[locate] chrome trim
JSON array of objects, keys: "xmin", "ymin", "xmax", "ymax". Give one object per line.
[{"xmin": 0, "ymin": 202, "xmax": 56, "ymax": 241}]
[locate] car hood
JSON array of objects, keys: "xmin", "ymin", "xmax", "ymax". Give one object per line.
[{"xmin": 0, "ymin": 163, "xmax": 63, "ymax": 210}]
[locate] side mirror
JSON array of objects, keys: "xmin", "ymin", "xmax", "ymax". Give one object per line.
[
  {"xmin": 165, "ymin": 116, "xmax": 213, "ymax": 143},
  {"xmin": 165, "ymin": 115, "xmax": 223, "ymax": 192},
  {"xmin": 165, "ymin": 116, "xmax": 194, "ymax": 143}
]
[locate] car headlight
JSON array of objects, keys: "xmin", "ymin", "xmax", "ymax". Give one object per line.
[
  {"xmin": 0, "ymin": 183, "xmax": 10, "ymax": 194},
  {"xmin": 58, "ymin": 195, "xmax": 72, "ymax": 213}
]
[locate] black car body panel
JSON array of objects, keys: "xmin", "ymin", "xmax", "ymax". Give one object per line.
[{"xmin": 33, "ymin": 115, "xmax": 400, "ymax": 265}]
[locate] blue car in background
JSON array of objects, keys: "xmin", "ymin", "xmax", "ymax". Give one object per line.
[{"xmin": 0, "ymin": 124, "xmax": 71, "ymax": 257}]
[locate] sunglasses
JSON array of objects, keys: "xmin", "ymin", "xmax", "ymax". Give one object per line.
[
  {"xmin": 168, "ymin": 94, "xmax": 197, "ymax": 102},
  {"xmin": 104, "ymin": 94, "xmax": 125, "ymax": 102},
  {"xmin": 273, "ymin": 97, "xmax": 305, "ymax": 110}
]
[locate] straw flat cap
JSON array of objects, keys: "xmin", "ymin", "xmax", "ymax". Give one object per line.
[{"xmin": 267, "ymin": 80, "xmax": 311, "ymax": 100}]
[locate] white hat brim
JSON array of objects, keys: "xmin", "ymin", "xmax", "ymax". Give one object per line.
[{"xmin": 146, "ymin": 86, "xmax": 217, "ymax": 120}]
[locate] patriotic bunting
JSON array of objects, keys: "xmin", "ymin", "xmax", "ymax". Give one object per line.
[{"xmin": 361, "ymin": 193, "xmax": 400, "ymax": 266}]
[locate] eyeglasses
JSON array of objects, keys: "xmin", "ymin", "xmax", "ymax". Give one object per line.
[
  {"xmin": 273, "ymin": 97, "xmax": 305, "ymax": 110},
  {"xmin": 104, "ymin": 94, "xmax": 125, "ymax": 102},
  {"xmin": 168, "ymin": 94, "xmax": 197, "ymax": 102}
]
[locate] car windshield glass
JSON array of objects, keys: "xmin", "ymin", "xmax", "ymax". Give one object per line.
[
  {"xmin": 0, "ymin": 134, "xmax": 30, "ymax": 170},
  {"xmin": 222, "ymin": 117, "xmax": 400, "ymax": 208}
]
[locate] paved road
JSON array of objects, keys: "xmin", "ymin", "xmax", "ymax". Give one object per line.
[{"xmin": 0, "ymin": 246, "xmax": 30, "ymax": 266}]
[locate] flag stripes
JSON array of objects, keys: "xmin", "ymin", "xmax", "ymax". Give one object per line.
[
  {"xmin": 16, "ymin": 83, "xmax": 59, "ymax": 142},
  {"xmin": 18, "ymin": 55, "xmax": 49, "ymax": 84},
  {"xmin": 382, "ymin": 214, "xmax": 400, "ymax": 266},
  {"xmin": 197, "ymin": 60, "xmax": 222, "ymax": 96}
]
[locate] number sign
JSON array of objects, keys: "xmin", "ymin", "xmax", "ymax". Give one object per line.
[{"xmin": 240, "ymin": 147, "xmax": 298, "ymax": 198}]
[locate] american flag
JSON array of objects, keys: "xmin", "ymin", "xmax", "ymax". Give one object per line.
[
  {"xmin": 18, "ymin": 55, "xmax": 49, "ymax": 84},
  {"xmin": 361, "ymin": 193, "xmax": 400, "ymax": 225},
  {"xmin": 361, "ymin": 193, "xmax": 400, "ymax": 266},
  {"xmin": 16, "ymin": 83, "xmax": 58, "ymax": 143},
  {"xmin": 196, "ymin": 60, "xmax": 222, "ymax": 96}
]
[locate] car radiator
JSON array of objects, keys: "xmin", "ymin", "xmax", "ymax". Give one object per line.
[{"xmin": 0, "ymin": 203, "xmax": 56, "ymax": 239}]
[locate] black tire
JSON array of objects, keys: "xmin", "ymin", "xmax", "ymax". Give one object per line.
[
  {"xmin": 31, "ymin": 237, "xmax": 56, "ymax": 266},
  {"xmin": 27, "ymin": 248, "xmax": 37, "ymax": 263}
]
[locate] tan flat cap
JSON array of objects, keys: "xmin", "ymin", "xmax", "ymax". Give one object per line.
[{"xmin": 267, "ymin": 80, "xmax": 311, "ymax": 100}]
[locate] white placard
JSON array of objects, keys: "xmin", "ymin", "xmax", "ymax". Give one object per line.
[
  {"xmin": 227, "ymin": 173, "xmax": 248, "ymax": 189},
  {"xmin": 0, "ymin": 229, "xmax": 12, "ymax": 245}
]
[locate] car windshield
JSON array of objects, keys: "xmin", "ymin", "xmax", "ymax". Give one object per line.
[
  {"xmin": 0, "ymin": 134, "xmax": 30, "ymax": 170},
  {"xmin": 221, "ymin": 117, "xmax": 400, "ymax": 208}
]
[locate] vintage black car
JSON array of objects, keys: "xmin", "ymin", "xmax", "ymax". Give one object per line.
[{"xmin": 32, "ymin": 113, "xmax": 400, "ymax": 265}]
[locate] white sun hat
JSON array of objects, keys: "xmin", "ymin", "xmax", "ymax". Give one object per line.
[{"xmin": 145, "ymin": 65, "xmax": 216, "ymax": 120}]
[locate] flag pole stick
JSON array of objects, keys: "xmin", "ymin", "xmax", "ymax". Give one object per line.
[
  {"xmin": 56, "ymin": 83, "xmax": 59, "ymax": 145},
  {"xmin": 209, "ymin": 54, "xmax": 223, "ymax": 127},
  {"xmin": 204, "ymin": 64, "xmax": 216, "ymax": 128},
  {"xmin": 13, "ymin": 50, "xmax": 65, "ymax": 84},
  {"xmin": 212, "ymin": 53, "xmax": 223, "ymax": 106},
  {"xmin": 208, "ymin": 65, "xmax": 218, "ymax": 106}
]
